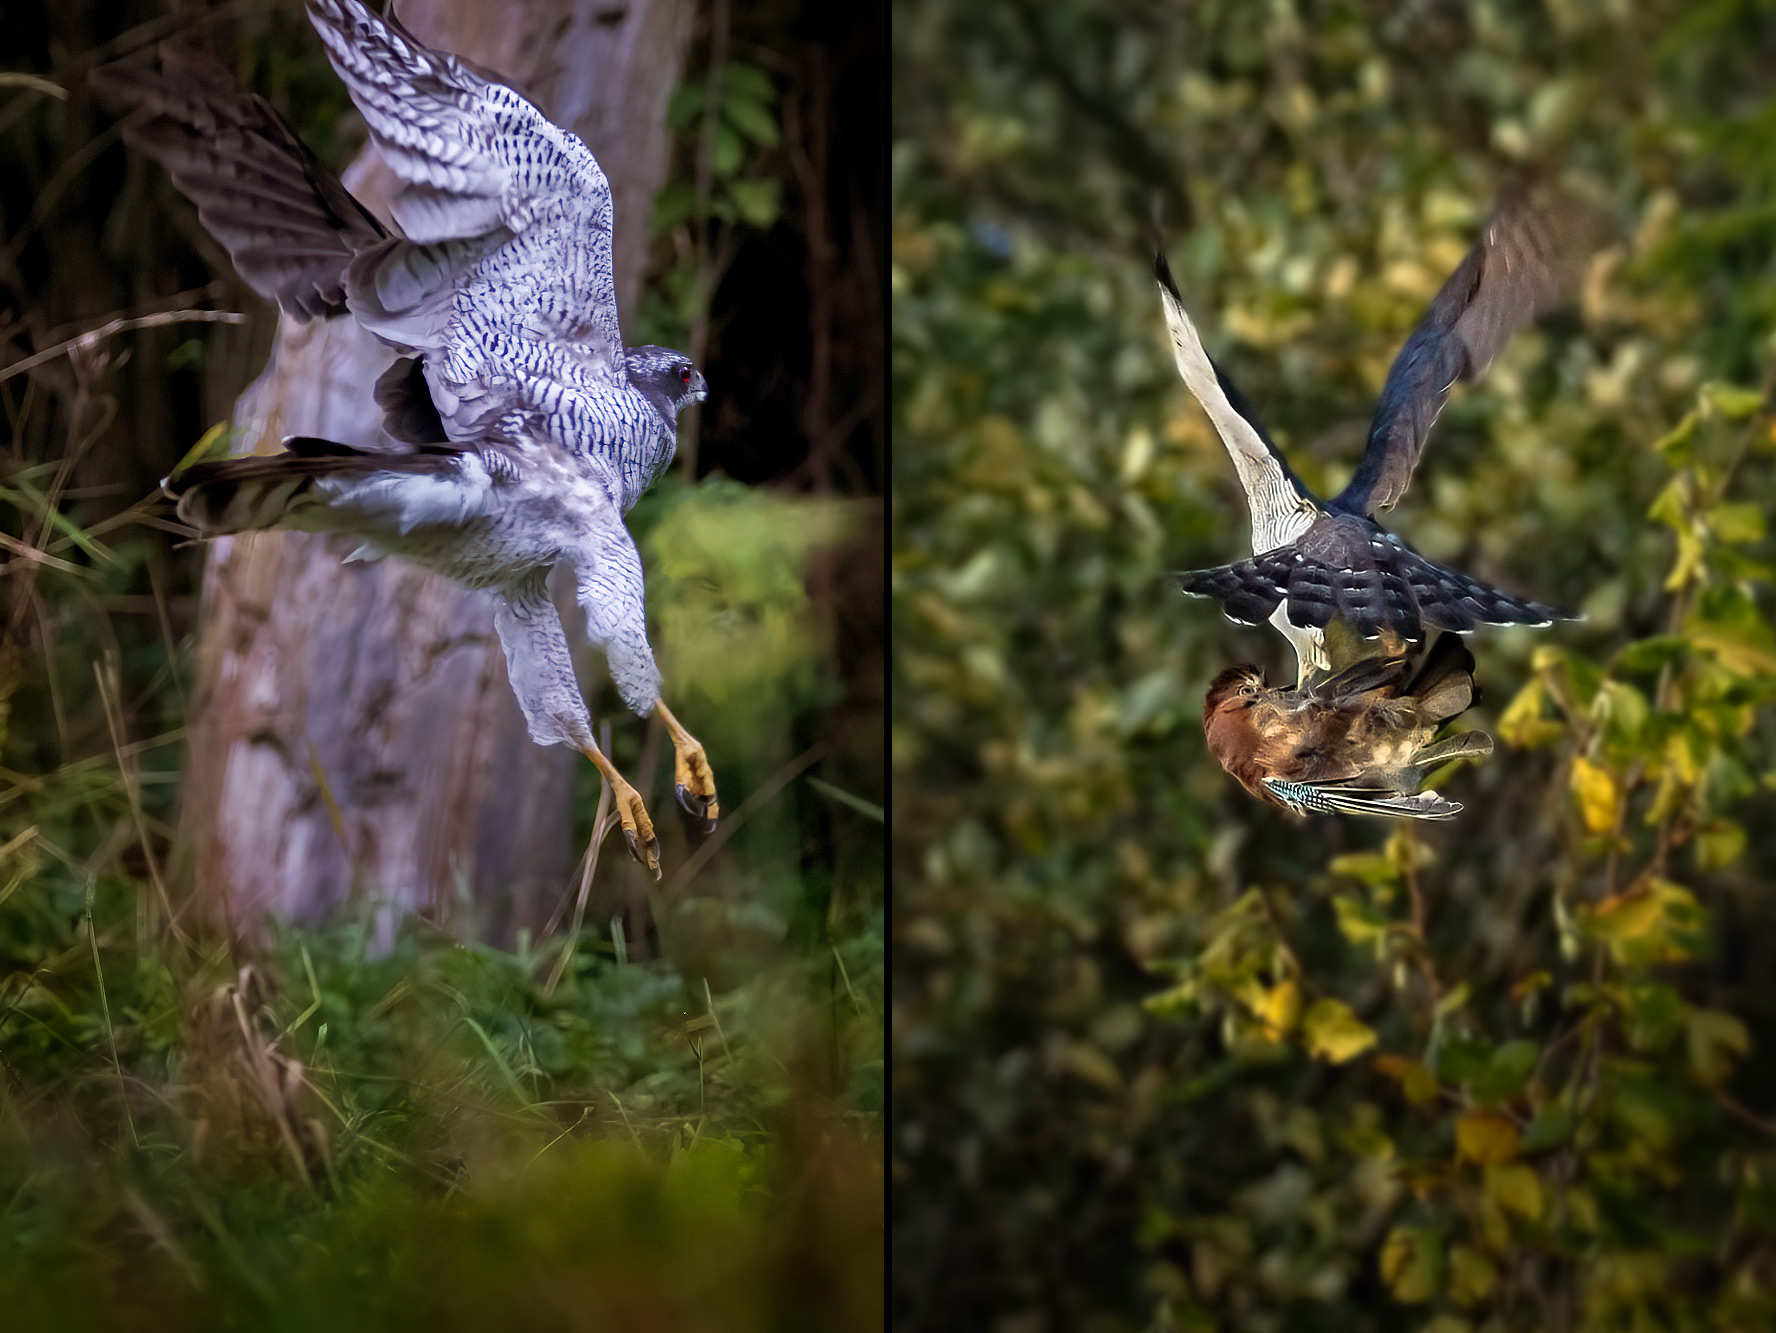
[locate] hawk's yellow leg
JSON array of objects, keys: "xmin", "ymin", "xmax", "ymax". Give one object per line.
[
  {"xmin": 578, "ymin": 742, "xmax": 660, "ymax": 879},
  {"xmin": 655, "ymin": 700, "xmax": 718, "ymax": 827}
]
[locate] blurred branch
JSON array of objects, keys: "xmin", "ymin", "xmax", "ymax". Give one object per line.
[
  {"xmin": 662, "ymin": 742, "xmax": 823, "ymax": 901},
  {"xmin": 1, "ymin": 308, "xmax": 244, "ymax": 385}
]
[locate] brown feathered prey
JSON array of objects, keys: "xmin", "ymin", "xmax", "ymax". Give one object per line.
[{"xmin": 1202, "ymin": 634, "xmax": 1494, "ymax": 820}]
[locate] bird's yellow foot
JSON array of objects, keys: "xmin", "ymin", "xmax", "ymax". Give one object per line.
[
  {"xmin": 656, "ymin": 701, "xmax": 718, "ymax": 830},
  {"xmin": 579, "ymin": 744, "xmax": 661, "ymax": 878}
]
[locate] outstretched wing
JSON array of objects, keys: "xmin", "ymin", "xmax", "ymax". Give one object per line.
[
  {"xmin": 1154, "ymin": 252, "xmax": 1318, "ymax": 556},
  {"xmin": 305, "ymin": 0, "xmax": 627, "ymax": 396},
  {"xmin": 89, "ymin": 43, "xmax": 388, "ymax": 320},
  {"xmin": 1331, "ymin": 183, "xmax": 1609, "ymax": 517}
]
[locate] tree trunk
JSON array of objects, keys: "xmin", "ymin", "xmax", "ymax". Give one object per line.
[{"xmin": 179, "ymin": 0, "xmax": 692, "ymax": 945}]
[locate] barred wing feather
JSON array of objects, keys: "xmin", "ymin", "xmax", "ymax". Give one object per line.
[{"xmin": 305, "ymin": 0, "xmax": 627, "ymax": 391}]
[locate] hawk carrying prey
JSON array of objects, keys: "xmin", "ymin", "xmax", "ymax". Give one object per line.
[
  {"xmin": 1156, "ymin": 185, "xmax": 1605, "ymax": 687},
  {"xmin": 92, "ymin": 0, "xmax": 717, "ymax": 876}
]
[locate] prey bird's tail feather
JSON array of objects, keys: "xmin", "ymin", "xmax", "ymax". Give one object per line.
[
  {"xmin": 164, "ymin": 438, "xmax": 452, "ymax": 535},
  {"xmin": 1404, "ymin": 633, "xmax": 1481, "ymax": 722},
  {"xmin": 1311, "ymin": 652, "xmax": 1412, "ymax": 703},
  {"xmin": 1262, "ymin": 777, "xmax": 1463, "ymax": 821}
]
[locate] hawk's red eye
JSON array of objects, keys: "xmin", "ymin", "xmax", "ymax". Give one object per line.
[{"xmin": 678, "ymin": 365, "xmax": 693, "ymax": 384}]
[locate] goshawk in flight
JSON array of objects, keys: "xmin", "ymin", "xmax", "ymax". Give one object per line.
[
  {"xmin": 1203, "ymin": 633, "xmax": 1492, "ymax": 821},
  {"xmin": 93, "ymin": 0, "xmax": 719, "ymax": 875},
  {"xmin": 1156, "ymin": 185, "xmax": 1605, "ymax": 686}
]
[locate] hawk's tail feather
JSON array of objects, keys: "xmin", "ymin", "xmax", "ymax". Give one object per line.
[
  {"xmin": 1177, "ymin": 542, "xmax": 1568, "ymax": 642},
  {"xmin": 164, "ymin": 440, "xmax": 451, "ymax": 535}
]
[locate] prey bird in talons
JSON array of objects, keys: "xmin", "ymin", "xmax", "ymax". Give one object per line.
[
  {"xmin": 1156, "ymin": 184, "xmax": 1607, "ymax": 687},
  {"xmin": 1203, "ymin": 634, "xmax": 1493, "ymax": 821},
  {"xmin": 93, "ymin": 0, "xmax": 721, "ymax": 876}
]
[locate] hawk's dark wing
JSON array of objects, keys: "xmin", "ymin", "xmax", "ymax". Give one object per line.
[
  {"xmin": 89, "ymin": 44, "xmax": 388, "ymax": 320},
  {"xmin": 1330, "ymin": 184, "xmax": 1609, "ymax": 518}
]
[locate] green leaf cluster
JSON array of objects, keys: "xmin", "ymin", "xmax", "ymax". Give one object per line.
[{"xmin": 893, "ymin": 0, "xmax": 1776, "ymax": 1327}]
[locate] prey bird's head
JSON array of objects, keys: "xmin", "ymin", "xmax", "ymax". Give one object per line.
[
  {"xmin": 1203, "ymin": 663, "xmax": 1268, "ymax": 719},
  {"xmin": 627, "ymin": 345, "xmax": 708, "ymax": 420}
]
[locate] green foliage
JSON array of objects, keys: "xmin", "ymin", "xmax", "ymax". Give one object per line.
[
  {"xmin": 0, "ymin": 873, "xmax": 883, "ymax": 1328},
  {"xmin": 643, "ymin": 475, "xmax": 859, "ymax": 744},
  {"xmin": 894, "ymin": 0, "xmax": 1776, "ymax": 1328},
  {"xmin": 658, "ymin": 62, "xmax": 784, "ymax": 232},
  {"xmin": 0, "ymin": 452, "xmax": 881, "ymax": 1327}
]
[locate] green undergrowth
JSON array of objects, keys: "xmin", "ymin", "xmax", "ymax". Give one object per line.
[{"xmin": 0, "ymin": 872, "xmax": 884, "ymax": 1330}]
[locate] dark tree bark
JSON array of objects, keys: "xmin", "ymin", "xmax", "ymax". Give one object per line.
[{"xmin": 179, "ymin": 0, "xmax": 692, "ymax": 944}]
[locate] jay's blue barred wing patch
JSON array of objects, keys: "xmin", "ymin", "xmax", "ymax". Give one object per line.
[{"xmin": 1261, "ymin": 778, "xmax": 1464, "ymax": 821}]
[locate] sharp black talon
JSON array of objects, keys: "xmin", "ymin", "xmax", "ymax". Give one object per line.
[
  {"xmin": 621, "ymin": 826, "xmax": 660, "ymax": 876},
  {"xmin": 675, "ymin": 783, "xmax": 718, "ymax": 831}
]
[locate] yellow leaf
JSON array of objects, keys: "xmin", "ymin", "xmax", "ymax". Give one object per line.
[
  {"xmin": 1455, "ymin": 1111, "xmax": 1520, "ymax": 1165},
  {"xmin": 1688, "ymin": 1007, "xmax": 1750, "ymax": 1087},
  {"xmin": 1379, "ymin": 1226, "xmax": 1443, "ymax": 1304},
  {"xmin": 1448, "ymin": 1244, "xmax": 1498, "ymax": 1307},
  {"xmin": 1569, "ymin": 757, "xmax": 1619, "ymax": 835},
  {"xmin": 1510, "ymin": 970, "xmax": 1552, "ymax": 1004},
  {"xmin": 170, "ymin": 419, "xmax": 234, "ymax": 474},
  {"xmin": 1705, "ymin": 380, "xmax": 1766, "ymax": 419},
  {"xmin": 1497, "ymin": 677, "xmax": 1565, "ymax": 749},
  {"xmin": 1403, "ymin": 1063, "xmax": 1441, "ymax": 1106},
  {"xmin": 1568, "ymin": 1187, "xmax": 1599, "ymax": 1232},
  {"xmin": 1251, "ymin": 978, "xmax": 1302, "ymax": 1039},
  {"xmin": 1691, "ymin": 627, "xmax": 1776, "ymax": 678},
  {"xmin": 1586, "ymin": 886, "xmax": 1663, "ymax": 940},
  {"xmin": 1665, "ymin": 525, "xmax": 1705, "ymax": 591},
  {"xmin": 1054, "ymin": 1040, "xmax": 1123, "ymax": 1091},
  {"xmin": 1372, "ymin": 1053, "xmax": 1414, "ymax": 1081},
  {"xmin": 1301, "ymin": 998, "xmax": 1376, "ymax": 1064},
  {"xmin": 1710, "ymin": 501, "xmax": 1765, "ymax": 545},
  {"xmin": 1484, "ymin": 1162, "xmax": 1544, "ymax": 1222}
]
